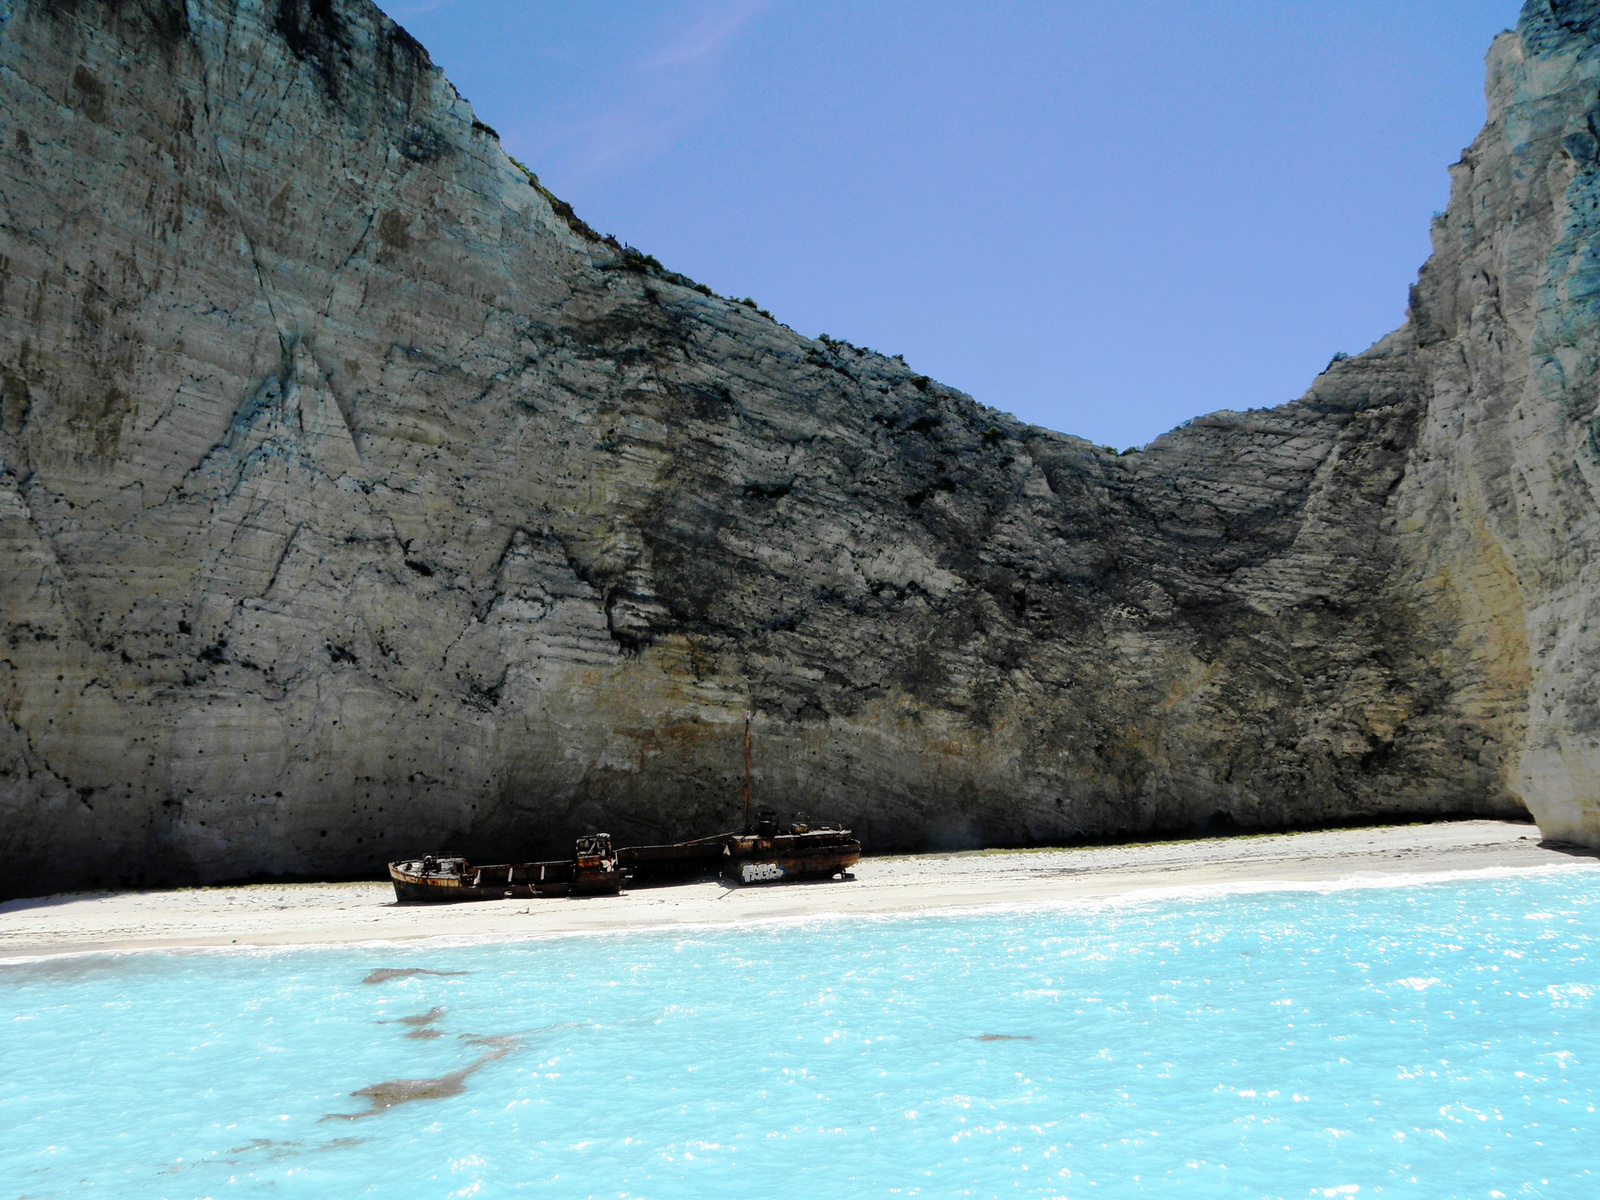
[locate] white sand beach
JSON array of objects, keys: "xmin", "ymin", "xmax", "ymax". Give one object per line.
[{"xmin": 1, "ymin": 820, "xmax": 1591, "ymax": 961}]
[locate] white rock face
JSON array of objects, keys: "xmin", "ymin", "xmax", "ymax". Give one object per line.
[
  {"xmin": 1, "ymin": 0, "xmax": 1597, "ymax": 896},
  {"xmin": 1396, "ymin": 3, "xmax": 1600, "ymax": 846}
]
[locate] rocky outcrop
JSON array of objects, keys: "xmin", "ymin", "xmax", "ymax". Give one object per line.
[{"xmin": 1, "ymin": 0, "xmax": 1597, "ymax": 897}]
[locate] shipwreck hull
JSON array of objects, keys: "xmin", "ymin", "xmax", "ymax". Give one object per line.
[
  {"xmin": 388, "ymin": 857, "xmax": 580, "ymax": 903},
  {"xmin": 617, "ymin": 837, "xmax": 731, "ymax": 885},
  {"xmin": 722, "ymin": 832, "xmax": 861, "ymax": 884}
]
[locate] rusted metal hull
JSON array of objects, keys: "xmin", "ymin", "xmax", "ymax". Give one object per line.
[
  {"xmin": 721, "ymin": 832, "xmax": 861, "ymax": 885},
  {"xmin": 617, "ymin": 836, "xmax": 730, "ymax": 885},
  {"xmin": 390, "ymin": 824, "xmax": 860, "ymax": 902},
  {"xmin": 390, "ymin": 834, "xmax": 628, "ymax": 903},
  {"xmin": 572, "ymin": 861, "xmax": 626, "ymax": 896},
  {"xmin": 389, "ymin": 858, "xmax": 582, "ymax": 903}
]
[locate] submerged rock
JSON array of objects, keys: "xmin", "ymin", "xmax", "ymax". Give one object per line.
[{"xmin": 1, "ymin": 0, "xmax": 1598, "ymax": 895}]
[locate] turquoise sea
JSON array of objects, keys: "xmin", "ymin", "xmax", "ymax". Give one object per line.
[{"xmin": 3, "ymin": 870, "xmax": 1599, "ymax": 1198}]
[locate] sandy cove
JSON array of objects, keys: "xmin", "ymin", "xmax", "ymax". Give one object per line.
[{"xmin": 1, "ymin": 820, "xmax": 1593, "ymax": 961}]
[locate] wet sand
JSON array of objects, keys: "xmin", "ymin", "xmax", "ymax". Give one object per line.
[{"xmin": 1, "ymin": 820, "xmax": 1592, "ymax": 961}]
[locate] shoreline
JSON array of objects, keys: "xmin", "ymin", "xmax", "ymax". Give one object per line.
[{"xmin": 2, "ymin": 820, "xmax": 1593, "ymax": 962}]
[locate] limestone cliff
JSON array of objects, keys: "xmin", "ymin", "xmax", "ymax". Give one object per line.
[{"xmin": 0, "ymin": 0, "xmax": 1594, "ymax": 897}]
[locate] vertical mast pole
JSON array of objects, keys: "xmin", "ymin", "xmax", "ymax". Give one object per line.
[{"xmin": 743, "ymin": 711, "xmax": 752, "ymax": 833}]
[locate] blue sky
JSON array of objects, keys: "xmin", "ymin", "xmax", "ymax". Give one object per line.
[{"xmin": 379, "ymin": 1, "xmax": 1518, "ymax": 449}]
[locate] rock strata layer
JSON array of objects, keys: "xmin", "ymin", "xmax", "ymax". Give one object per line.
[{"xmin": 1, "ymin": 0, "xmax": 1597, "ymax": 896}]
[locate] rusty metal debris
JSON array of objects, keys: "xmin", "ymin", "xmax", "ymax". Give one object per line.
[
  {"xmin": 388, "ymin": 834, "xmax": 623, "ymax": 903},
  {"xmin": 388, "ymin": 820, "xmax": 860, "ymax": 903},
  {"xmin": 720, "ymin": 810, "xmax": 861, "ymax": 885},
  {"xmin": 387, "ymin": 721, "xmax": 859, "ymax": 903}
]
